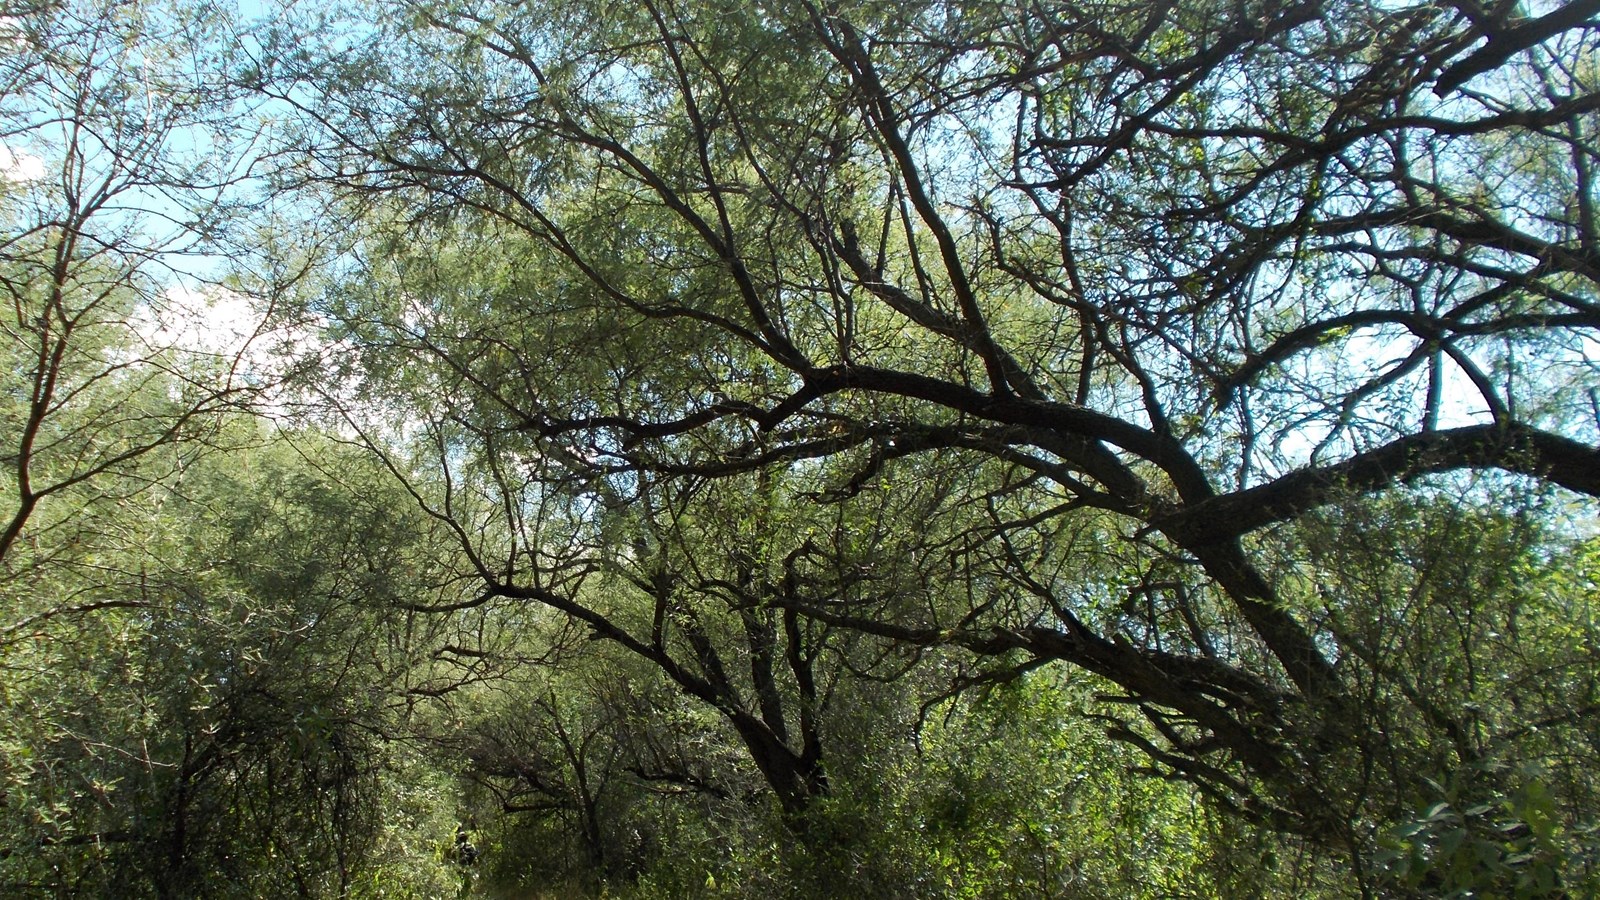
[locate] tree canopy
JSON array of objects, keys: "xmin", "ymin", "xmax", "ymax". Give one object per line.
[{"xmin": 3, "ymin": 0, "xmax": 1599, "ymax": 896}]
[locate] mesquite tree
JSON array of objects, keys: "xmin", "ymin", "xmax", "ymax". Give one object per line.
[{"xmin": 272, "ymin": 0, "xmax": 1600, "ymax": 884}]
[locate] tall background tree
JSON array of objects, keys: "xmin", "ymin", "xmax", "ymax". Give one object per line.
[
  {"xmin": 0, "ymin": 0, "xmax": 268, "ymax": 583},
  {"xmin": 0, "ymin": 2, "xmax": 466, "ymax": 895}
]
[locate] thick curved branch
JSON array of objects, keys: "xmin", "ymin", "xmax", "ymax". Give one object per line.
[
  {"xmin": 1161, "ymin": 423, "xmax": 1600, "ymax": 543},
  {"xmin": 1434, "ymin": 0, "xmax": 1600, "ymax": 94}
]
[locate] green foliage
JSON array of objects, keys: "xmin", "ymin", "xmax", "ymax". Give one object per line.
[
  {"xmin": 0, "ymin": 429, "xmax": 467, "ymax": 897},
  {"xmin": 6, "ymin": 0, "xmax": 1600, "ymax": 894},
  {"xmin": 1376, "ymin": 760, "xmax": 1592, "ymax": 898}
]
